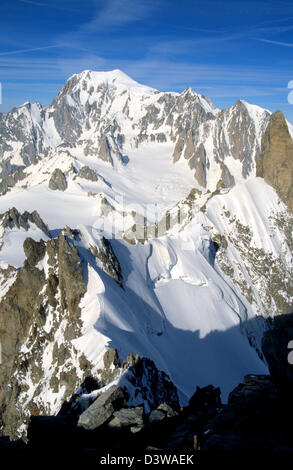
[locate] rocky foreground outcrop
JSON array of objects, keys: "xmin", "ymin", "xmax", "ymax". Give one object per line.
[
  {"xmin": 1, "ymin": 331, "xmax": 293, "ymax": 457},
  {"xmin": 256, "ymin": 110, "xmax": 293, "ymax": 212},
  {"xmin": 2, "ymin": 372, "xmax": 292, "ymax": 460},
  {"xmin": 261, "ymin": 312, "xmax": 293, "ymax": 401}
]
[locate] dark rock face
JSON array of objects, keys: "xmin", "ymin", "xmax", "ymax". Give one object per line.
[
  {"xmin": 0, "ymin": 169, "xmax": 26, "ymax": 195},
  {"xmin": 256, "ymin": 110, "xmax": 293, "ymax": 212},
  {"xmin": 0, "ymin": 208, "xmax": 50, "ymax": 240},
  {"xmin": 172, "ymin": 99, "xmax": 269, "ymax": 187},
  {"xmin": 23, "ymin": 238, "xmax": 46, "ymax": 266},
  {"xmin": 122, "ymin": 356, "xmax": 180, "ymax": 412},
  {"xmin": 48, "ymin": 168, "xmax": 67, "ymax": 191},
  {"xmin": 77, "ymin": 166, "xmax": 98, "ymax": 181},
  {"xmin": 220, "ymin": 162, "xmax": 235, "ymax": 187},
  {"xmin": 261, "ymin": 313, "xmax": 293, "ymax": 401},
  {"xmin": 0, "ymin": 207, "xmax": 30, "ymax": 231},
  {"xmin": 57, "ymin": 234, "xmax": 86, "ymax": 320},
  {"xmin": 103, "ymin": 348, "xmax": 121, "ymax": 369},
  {"xmin": 227, "ymin": 374, "xmax": 278, "ymax": 416},
  {"xmin": 98, "ymin": 136, "xmax": 113, "ymax": 165},
  {"xmin": 188, "ymin": 142, "xmax": 207, "ymax": 187},
  {"xmin": 0, "ymin": 233, "xmax": 90, "ymax": 439},
  {"xmin": 96, "ymin": 348, "xmax": 122, "ymax": 386},
  {"xmin": 24, "ymin": 210, "xmax": 51, "ymax": 238},
  {"xmin": 90, "ymin": 237, "xmax": 122, "ymax": 286}
]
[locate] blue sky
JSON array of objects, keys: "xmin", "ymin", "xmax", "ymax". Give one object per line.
[{"xmin": 1, "ymin": 0, "xmax": 293, "ymax": 121}]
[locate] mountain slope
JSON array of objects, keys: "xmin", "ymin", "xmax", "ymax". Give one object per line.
[{"xmin": 0, "ymin": 69, "xmax": 292, "ymax": 440}]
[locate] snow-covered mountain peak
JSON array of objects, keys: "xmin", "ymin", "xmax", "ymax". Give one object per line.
[
  {"xmin": 57, "ymin": 68, "xmax": 159, "ymax": 104},
  {"xmin": 0, "ymin": 69, "xmax": 285, "ymax": 196},
  {"xmin": 181, "ymin": 87, "xmax": 219, "ymax": 116}
]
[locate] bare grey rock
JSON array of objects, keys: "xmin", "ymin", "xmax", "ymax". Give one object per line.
[
  {"xmin": 108, "ymin": 406, "xmax": 144, "ymax": 429},
  {"xmin": 188, "ymin": 143, "xmax": 207, "ymax": 187},
  {"xmin": 23, "ymin": 238, "xmax": 46, "ymax": 266},
  {"xmin": 103, "ymin": 348, "xmax": 121, "ymax": 369},
  {"xmin": 24, "ymin": 210, "xmax": 51, "ymax": 238},
  {"xmin": 1, "ymin": 207, "xmax": 29, "ymax": 231},
  {"xmin": 97, "ymin": 349, "xmax": 121, "ymax": 386},
  {"xmin": 49, "ymin": 168, "xmax": 67, "ymax": 191},
  {"xmin": 90, "ymin": 236, "xmax": 122, "ymax": 286},
  {"xmin": 98, "ymin": 136, "xmax": 113, "ymax": 165},
  {"xmin": 77, "ymin": 386, "xmax": 125, "ymax": 430},
  {"xmin": 157, "ymin": 403, "xmax": 178, "ymax": 418},
  {"xmin": 130, "ymin": 424, "xmax": 144, "ymax": 434},
  {"xmin": 0, "ymin": 208, "xmax": 50, "ymax": 241},
  {"xmin": 78, "ymin": 166, "xmax": 98, "ymax": 181},
  {"xmin": 148, "ymin": 409, "xmax": 166, "ymax": 423},
  {"xmin": 220, "ymin": 163, "xmax": 235, "ymax": 187}
]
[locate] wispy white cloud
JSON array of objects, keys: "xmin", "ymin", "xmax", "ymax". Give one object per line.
[
  {"xmin": 0, "ymin": 53, "xmax": 290, "ymax": 87},
  {"xmin": 254, "ymin": 24, "xmax": 293, "ymax": 34},
  {"xmin": 89, "ymin": 0, "xmax": 159, "ymax": 29},
  {"xmin": 0, "ymin": 45, "xmax": 61, "ymax": 56},
  {"xmin": 255, "ymin": 37, "xmax": 293, "ymax": 47}
]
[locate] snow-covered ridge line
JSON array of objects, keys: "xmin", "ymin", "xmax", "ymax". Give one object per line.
[{"xmin": 0, "ymin": 68, "xmax": 277, "ymax": 195}]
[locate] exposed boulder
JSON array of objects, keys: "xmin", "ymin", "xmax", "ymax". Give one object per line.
[
  {"xmin": 256, "ymin": 110, "xmax": 293, "ymax": 212},
  {"xmin": 77, "ymin": 386, "xmax": 125, "ymax": 430},
  {"xmin": 48, "ymin": 168, "xmax": 67, "ymax": 191},
  {"xmin": 219, "ymin": 162, "xmax": 235, "ymax": 187},
  {"xmin": 108, "ymin": 406, "xmax": 144, "ymax": 429}
]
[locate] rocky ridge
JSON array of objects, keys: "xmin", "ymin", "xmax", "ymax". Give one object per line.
[
  {"xmin": 0, "ymin": 70, "xmax": 274, "ymax": 196},
  {"xmin": 0, "ymin": 209, "xmax": 125, "ymax": 439}
]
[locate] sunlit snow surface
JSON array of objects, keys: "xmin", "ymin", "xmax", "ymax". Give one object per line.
[{"xmin": 0, "ymin": 177, "xmax": 270, "ymax": 404}]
